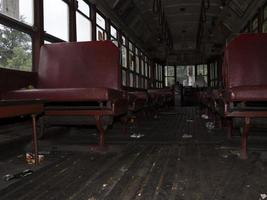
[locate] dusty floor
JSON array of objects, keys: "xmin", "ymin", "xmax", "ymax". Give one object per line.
[{"xmin": 0, "ymin": 107, "xmax": 267, "ymax": 200}]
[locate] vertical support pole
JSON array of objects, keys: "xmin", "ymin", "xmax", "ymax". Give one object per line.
[
  {"xmin": 95, "ymin": 115, "xmax": 104, "ymax": 147},
  {"xmin": 241, "ymin": 117, "xmax": 250, "ymax": 160},
  {"xmin": 31, "ymin": 114, "xmax": 39, "ymax": 165}
]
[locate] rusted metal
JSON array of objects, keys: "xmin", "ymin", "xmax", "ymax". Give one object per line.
[{"xmin": 0, "ymin": 100, "xmax": 43, "ymax": 165}]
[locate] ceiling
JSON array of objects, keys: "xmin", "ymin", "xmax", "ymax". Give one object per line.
[{"xmin": 96, "ymin": 0, "xmax": 262, "ymax": 64}]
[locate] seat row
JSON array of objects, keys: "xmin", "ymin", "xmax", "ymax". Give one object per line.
[
  {"xmin": 198, "ymin": 33, "xmax": 267, "ymax": 159},
  {"xmin": 0, "ymin": 41, "xmax": 174, "ymax": 146}
]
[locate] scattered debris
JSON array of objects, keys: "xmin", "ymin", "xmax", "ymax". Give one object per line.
[
  {"xmin": 182, "ymin": 134, "xmax": 193, "ymax": 139},
  {"xmin": 120, "ymin": 166, "xmax": 128, "ymax": 173},
  {"xmin": 102, "ymin": 184, "xmax": 107, "ymax": 188},
  {"xmin": 26, "ymin": 153, "xmax": 44, "ymax": 165},
  {"xmin": 206, "ymin": 122, "xmax": 215, "ymax": 130},
  {"xmin": 130, "ymin": 133, "xmax": 144, "ymax": 138},
  {"xmin": 201, "ymin": 114, "xmax": 209, "ymax": 119},
  {"xmin": 186, "ymin": 119, "xmax": 194, "ymax": 123},
  {"xmin": 230, "ymin": 150, "xmax": 241, "ymax": 158},
  {"xmin": 2, "ymin": 169, "xmax": 33, "ymax": 181},
  {"xmin": 260, "ymin": 194, "xmax": 267, "ymax": 200},
  {"xmin": 222, "ymin": 154, "xmax": 229, "ymax": 159}
]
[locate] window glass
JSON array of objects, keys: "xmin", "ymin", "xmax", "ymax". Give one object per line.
[
  {"xmin": 155, "ymin": 64, "xmax": 158, "ymax": 80},
  {"xmin": 148, "ymin": 65, "xmax": 151, "ymax": 78},
  {"xmin": 165, "ymin": 77, "xmax": 175, "ymax": 87},
  {"xmin": 144, "ymin": 79, "xmax": 148, "ymax": 89},
  {"xmin": 129, "ymin": 73, "xmax": 134, "ymax": 87},
  {"xmin": 44, "ymin": 0, "xmax": 69, "ymax": 41},
  {"xmin": 96, "ymin": 12, "xmax": 105, "ymax": 29},
  {"xmin": 145, "ymin": 62, "xmax": 148, "ymax": 77},
  {"xmin": 0, "ymin": 24, "xmax": 32, "ymax": 71},
  {"xmin": 122, "ymin": 35, "xmax": 126, "ymax": 45},
  {"xmin": 196, "ymin": 64, "xmax": 207, "ymax": 87},
  {"xmin": 76, "ymin": 12, "xmax": 92, "ymax": 41},
  {"xmin": 141, "ymin": 59, "xmax": 144, "ymax": 75},
  {"xmin": 110, "ymin": 25, "xmax": 117, "ymax": 39},
  {"xmin": 263, "ymin": 21, "xmax": 267, "ymax": 33},
  {"xmin": 122, "ymin": 70, "xmax": 127, "ymax": 86},
  {"xmin": 112, "ymin": 40, "xmax": 118, "ymax": 46},
  {"xmin": 263, "ymin": 7, "xmax": 267, "ymax": 33},
  {"xmin": 252, "ymin": 16, "xmax": 258, "ymax": 32},
  {"xmin": 159, "ymin": 65, "xmax": 162, "ymax": 80},
  {"xmin": 0, "ymin": 0, "xmax": 33, "ymax": 25},
  {"xmin": 165, "ymin": 66, "xmax": 175, "ymax": 76},
  {"xmin": 96, "ymin": 26, "xmax": 106, "ymax": 41},
  {"xmin": 77, "ymin": 0, "xmax": 90, "ymax": 17},
  {"xmin": 176, "ymin": 66, "xmax": 186, "ymax": 84},
  {"xmin": 176, "ymin": 65, "xmax": 195, "ymax": 86},
  {"xmin": 129, "ymin": 51, "xmax": 134, "ymax": 71},
  {"xmin": 121, "ymin": 46, "xmax": 127, "ymax": 68},
  {"xmin": 129, "ymin": 42, "xmax": 133, "ymax": 51},
  {"xmin": 264, "ymin": 6, "xmax": 267, "ymax": 20},
  {"xmin": 136, "ymin": 50, "xmax": 140, "ymax": 73},
  {"xmin": 135, "ymin": 75, "xmax": 139, "ymax": 88}
]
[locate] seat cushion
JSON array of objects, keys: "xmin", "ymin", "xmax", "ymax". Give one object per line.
[
  {"xmin": 1, "ymin": 88, "xmax": 124, "ymax": 102},
  {"xmin": 226, "ymin": 86, "xmax": 267, "ymax": 101}
]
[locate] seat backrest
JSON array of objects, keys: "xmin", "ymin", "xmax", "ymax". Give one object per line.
[
  {"xmin": 37, "ymin": 41, "xmax": 121, "ymax": 90},
  {"xmin": 223, "ymin": 33, "xmax": 267, "ymax": 89}
]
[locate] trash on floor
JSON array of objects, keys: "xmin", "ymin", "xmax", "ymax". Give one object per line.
[
  {"xmin": 201, "ymin": 114, "xmax": 209, "ymax": 119},
  {"xmin": 260, "ymin": 194, "xmax": 267, "ymax": 199},
  {"xmin": 130, "ymin": 133, "xmax": 144, "ymax": 138},
  {"xmin": 26, "ymin": 153, "xmax": 44, "ymax": 165},
  {"xmin": 182, "ymin": 134, "xmax": 193, "ymax": 139},
  {"xmin": 2, "ymin": 169, "xmax": 33, "ymax": 181},
  {"xmin": 206, "ymin": 122, "xmax": 215, "ymax": 130}
]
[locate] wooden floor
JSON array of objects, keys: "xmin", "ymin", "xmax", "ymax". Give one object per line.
[{"xmin": 0, "ymin": 107, "xmax": 267, "ymax": 200}]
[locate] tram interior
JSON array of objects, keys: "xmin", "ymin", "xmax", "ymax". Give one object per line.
[{"xmin": 0, "ymin": 0, "xmax": 267, "ymax": 199}]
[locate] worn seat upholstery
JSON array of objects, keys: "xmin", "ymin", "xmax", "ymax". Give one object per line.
[
  {"xmin": 219, "ymin": 33, "xmax": 267, "ymax": 159},
  {"xmin": 1, "ymin": 41, "xmax": 129, "ymax": 146}
]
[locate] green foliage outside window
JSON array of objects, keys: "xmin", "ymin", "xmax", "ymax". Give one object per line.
[{"xmin": 0, "ymin": 24, "xmax": 32, "ymax": 71}]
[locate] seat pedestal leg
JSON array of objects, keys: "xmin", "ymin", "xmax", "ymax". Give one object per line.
[
  {"xmin": 240, "ymin": 117, "xmax": 250, "ymax": 160},
  {"xmin": 31, "ymin": 114, "xmax": 39, "ymax": 165},
  {"xmin": 95, "ymin": 115, "xmax": 105, "ymax": 147}
]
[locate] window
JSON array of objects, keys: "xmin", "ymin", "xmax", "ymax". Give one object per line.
[
  {"xmin": 96, "ymin": 12, "xmax": 105, "ymax": 29},
  {"xmin": 110, "ymin": 25, "xmax": 118, "ymax": 46},
  {"xmin": 263, "ymin": 6, "xmax": 267, "ymax": 33},
  {"xmin": 96, "ymin": 12, "xmax": 106, "ymax": 41},
  {"xmin": 129, "ymin": 42, "xmax": 135, "ymax": 71},
  {"xmin": 252, "ymin": 15, "xmax": 258, "ymax": 33},
  {"xmin": 122, "ymin": 70, "xmax": 127, "ymax": 86},
  {"xmin": 135, "ymin": 75, "xmax": 139, "ymax": 88},
  {"xmin": 0, "ymin": 24, "xmax": 32, "ymax": 71},
  {"xmin": 76, "ymin": 12, "xmax": 92, "ymax": 41},
  {"xmin": 76, "ymin": 0, "xmax": 92, "ymax": 41},
  {"xmin": 129, "ymin": 72, "xmax": 134, "ymax": 87},
  {"xmin": 110, "ymin": 25, "xmax": 117, "ymax": 38},
  {"xmin": 0, "ymin": 0, "xmax": 33, "ymax": 25},
  {"xmin": 176, "ymin": 65, "xmax": 195, "ymax": 87},
  {"xmin": 135, "ymin": 48, "xmax": 140, "ymax": 73},
  {"xmin": 155, "ymin": 63, "xmax": 163, "ymax": 88},
  {"xmin": 209, "ymin": 61, "xmax": 219, "ymax": 87},
  {"xmin": 77, "ymin": 0, "xmax": 90, "ymax": 17},
  {"xmin": 121, "ymin": 36, "xmax": 127, "ymax": 68},
  {"xmin": 44, "ymin": 0, "xmax": 69, "ymax": 41},
  {"xmin": 165, "ymin": 66, "xmax": 175, "ymax": 86},
  {"xmin": 196, "ymin": 64, "xmax": 207, "ymax": 87}
]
